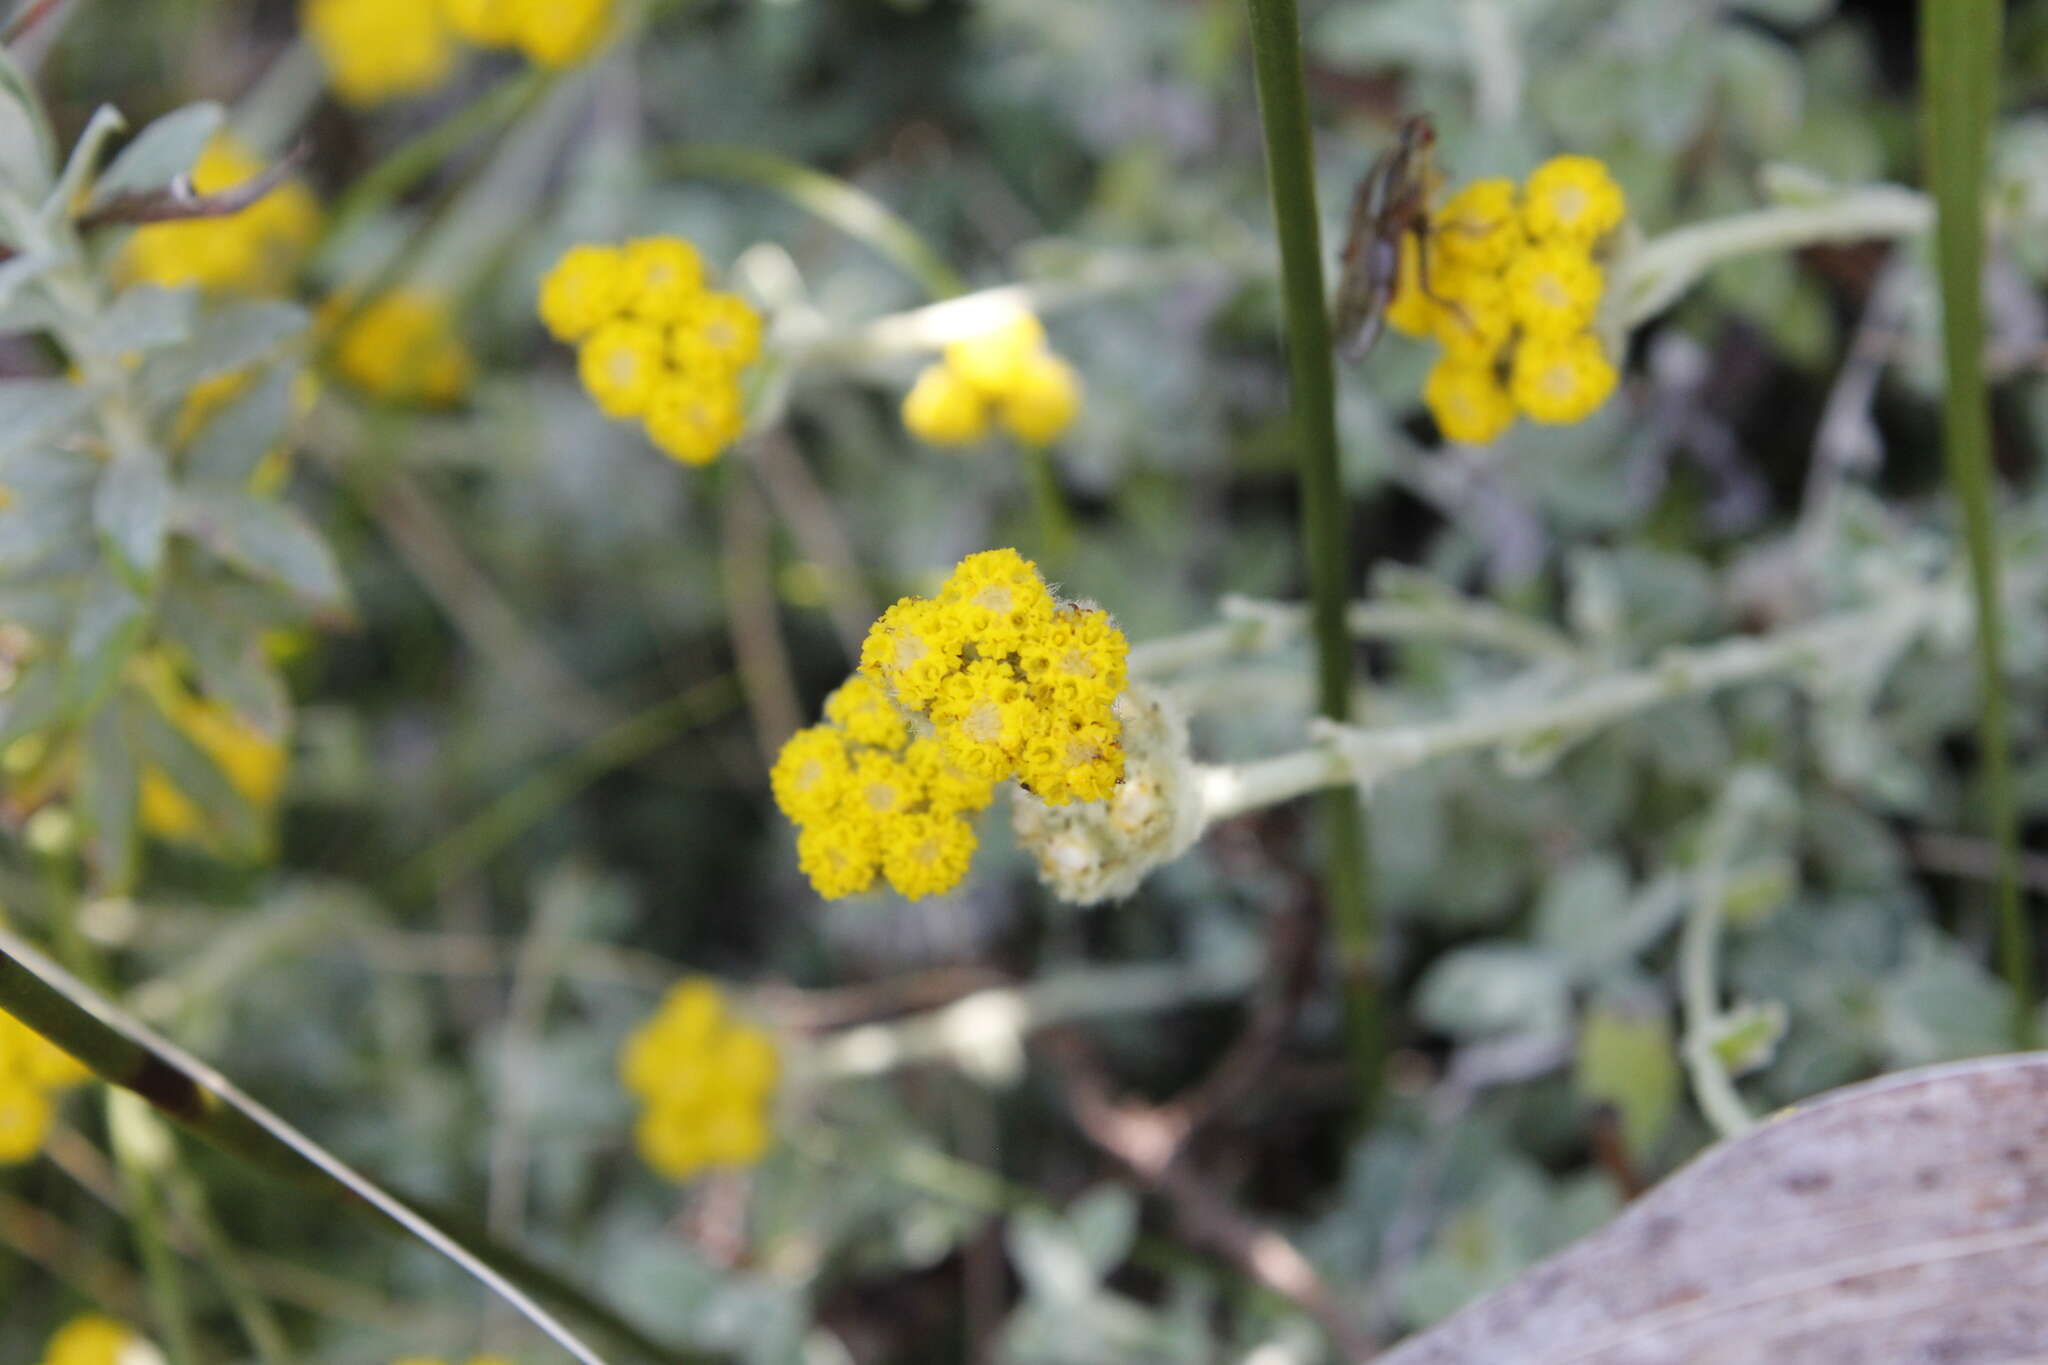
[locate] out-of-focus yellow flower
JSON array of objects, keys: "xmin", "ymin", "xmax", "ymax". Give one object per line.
[
  {"xmin": 304, "ymin": 0, "xmax": 457, "ymax": 105},
  {"xmin": 439, "ymin": 0, "xmax": 523, "ymax": 44},
  {"xmin": 776, "ymin": 551, "xmax": 1126, "ymax": 901},
  {"xmin": 620, "ymin": 979, "xmax": 778, "ymax": 1182},
  {"xmin": 0, "ymin": 1009, "xmax": 89, "ymax": 1167},
  {"xmin": 1423, "ymin": 357, "xmax": 1516, "ymax": 446},
  {"xmin": 901, "ymin": 363, "xmax": 990, "ymax": 445},
  {"xmin": 1505, "ymin": 244, "xmax": 1604, "ymax": 338},
  {"xmin": 38, "ymin": 1315, "xmax": 149, "ymax": 1365},
  {"xmin": 906, "ymin": 308, "xmax": 1082, "ymax": 448},
  {"xmin": 541, "ymin": 236, "xmax": 761, "ymax": 467},
  {"xmin": 120, "ymin": 135, "xmax": 320, "ymax": 295},
  {"xmin": 537, "ymin": 242, "xmax": 627, "ymax": 342},
  {"xmin": 442, "ymin": 0, "xmax": 613, "ymax": 67},
  {"xmin": 330, "ymin": 290, "xmax": 474, "ymax": 406},
  {"xmin": 1510, "ymin": 332, "xmax": 1618, "ymax": 425},
  {"xmin": 1522, "ymin": 155, "xmax": 1628, "ymax": 246},
  {"xmin": 1385, "ymin": 153, "xmax": 1627, "ymax": 444}
]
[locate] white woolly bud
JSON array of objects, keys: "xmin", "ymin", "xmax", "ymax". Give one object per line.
[{"xmin": 1011, "ymin": 685, "xmax": 1203, "ymax": 904}]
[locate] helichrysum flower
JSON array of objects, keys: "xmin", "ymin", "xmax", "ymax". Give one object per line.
[
  {"xmin": 1386, "ymin": 154, "xmax": 1626, "ymax": 443},
  {"xmin": 539, "ymin": 236, "xmax": 761, "ymax": 467},
  {"xmin": 38, "ymin": 1315, "xmax": 156, "ymax": 1365},
  {"xmin": 330, "ymin": 289, "xmax": 475, "ymax": 406},
  {"xmin": 774, "ymin": 550, "xmax": 1127, "ymax": 902},
  {"xmin": 902, "ymin": 308, "xmax": 1083, "ymax": 448},
  {"xmin": 303, "ymin": 0, "xmax": 458, "ymax": 105},
  {"xmin": 0, "ymin": 1009, "xmax": 89, "ymax": 1166},
  {"xmin": 120, "ymin": 135, "xmax": 319, "ymax": 295},
  {"xmin": 619, "ymin": 980, "xmax": 778, "ymax": 1182},
  {"xmin": 443, "ymin": 0, "xmax": 614, "ymax": 68}
]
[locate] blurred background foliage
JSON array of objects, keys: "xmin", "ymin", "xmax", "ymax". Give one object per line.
[{"xmin": 4, "ymin": 0, "xmax": 2048, "ymax": 1362}]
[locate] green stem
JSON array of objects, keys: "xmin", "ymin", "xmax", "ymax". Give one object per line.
[
  {"xmin": 395, "ymin": 673, "xmax": 740, "ymax": 896},
  {"xmin": 1921, "ymin": 0, "xmax": 2033, "ymax": 1046},
  {"xmin": 1019, "ymin": 441, "xmax": 1076, "ymax": 569},
  {"xmin": 1241, "ymin": 0, "xmax": 1377, "ymax": 1117},
  {"xmin": 0, "ymin": 927, "xmax": 647, "ymax": 1365},
  {"xmin": 166, "ymin": 1169, "xmax": 296, "ymax": 1365},
  {"xmin": 109, "ymin": 1093, "xmax": 202, "ymax": 1365},
  {"xmin": 661, "ymin": 142, "xmax": 967, "ymax": 301}
]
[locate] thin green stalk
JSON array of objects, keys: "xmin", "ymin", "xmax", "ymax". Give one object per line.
[
  {"xmin": 109, "ymin": 1093, "xmax": 202, "ymax": 1365},
  {"xmin": 396, "ymin": 673, "xmax": 740, "ymax": 895},
  {"xmin": 166, "ymin": 1169, "xmax": 296, "ymax": 1365},
  {"xmin": 1241, "ymin": 0, "xmax": 1377, "ymax": 1116},
  {"xmin": 0, "ymin": 927, "xmax": 634, "ymax": 1365},
  {"xmin": 1020, "ymin": 441, "xmax": 1076, "ymax": 569},
  {"xmin": 1921, "ymin": 0, "xmax": 2032, "ymax": 1046},
  {"xmin": 662, "ymin": 142, "xmax": 967, "ymax": 301}
]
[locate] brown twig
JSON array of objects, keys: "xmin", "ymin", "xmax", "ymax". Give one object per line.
[
  {"xmin": 1042, "ymin": 1032, "xmax": 1377, "ymax": 1362},
  {"xmin": 77, "ymin": 143, "xmax": 312, "ymax": 231},
  {"xmin": 0, "ymin": 1187, "xmax": 148, "ymax": 1318}
]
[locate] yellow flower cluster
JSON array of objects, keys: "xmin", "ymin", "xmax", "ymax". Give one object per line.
[
  {"xmin": 305, "ymin": 0, "xmax": 611, "ymax": 104},
  {"xmin": 329, "ymin": 289, "xmax": 475, "ymax": 406},
  {"xmin": 901, "ymin": 311, "xmax": 1082, "ymax": 448},
  {"xmin": 538, "ymin": 237, "xmax": 762, "ymax": 467},
  {"xmin": 135, "ymin": 660, "xmax": 286, "ymax": 855},
  {"xmin": 120, "ymin": 136, "xmax": 319, "ymax": 295},
  {"xmin": 618, "ymin": 980, "xmax": 778, "ymax": 1182},
  {"xmin": 0, "ymin": 1009, "xmax": 89, "ymax": 1165},
  {"xmin": 771, "ymin": 674, "xmax": 997, "ymax": 900},
  {"xmin": 1389, "ymin": 155, "xmax": 1627, "ymax": 445},
  {"xmin": 862, "ymin": 551, "xmax": 1127, "ymax": 800}
]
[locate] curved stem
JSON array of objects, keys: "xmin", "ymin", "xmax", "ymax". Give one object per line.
[
  {"xmin": 1678, "ymin": 793, "xmax": 1758, "ymax": 1140},
  {"xmin": 1921, "ymin": 0, "xmax": 2033, "ymax": 1047},
  {"xmin": 1242, "ymin": 0, "xmax": 1377, "ymax": 1120}
]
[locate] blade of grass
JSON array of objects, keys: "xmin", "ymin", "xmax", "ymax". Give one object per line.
[
  {"xmin": 1241, "ymin": 0, "xmax": 1379, "ymax": 1118},
  {"xmin": 1920, "ymin": 0, "xmax": 2033, "ymax": 1047},
  {"xmin": 662, "ymin": 142, "xmax": 966, "ymax": 301},
  {"xmin": 0, "ymin": 925, "xmax": 620, "ymax": 1365}
]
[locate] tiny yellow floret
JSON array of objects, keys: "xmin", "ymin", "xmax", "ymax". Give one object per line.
[
  {"xmin": 39, "ymin": 1314, "xmax": 144, "ymax": 1365},
  {"xmin": 538, "ymin": 243, "xmax": 627, "ymax": 342},
  {"xmin": 997, "ymin": 350, "xmax": 1082, "ymax": 446},
  {"xmin": 1433, "ymin": 178, "xmax": 1523, "ymax": 272},
  {"xmin": 620, "ymin": 236, "xmax": 707, "ymax": 322},
  {"xmin": 1424, "ymin": 357, "xmax": 1517, "ymax": 446},
  {"xmin": 1506, "ymin": 244, "xmax": 1604, "ymax": 338},
  {"xmin": 303, "ymin": 0, "xmax": 457, "ymax": 104},
  {"xmin": 1510, "ymin": 332, "xmax": 1618, "ymax": 425},
  {"xmin": 1522, "ymin": 155, "xmax": 1627, "ymax": 246},
  {"xmin": 332, "ymin": 290, "xmax": 474, "ymax": 405},
  {"xmin": 578, "ymin": 320, "xmax": 667, "ymax": 419},
  {"xmin": 902, "ymin": 364, "xmax": 991, "ymax": 446}
]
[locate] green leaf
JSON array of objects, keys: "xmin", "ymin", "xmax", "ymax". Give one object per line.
[
  {"xmin": 1065, "ymin": 1185, "xmax": 1138, "ymax": 1278},
  {"xmin": 0, "ymin": 655, "xmax": 62, "ymax": 747},
  {"xmin": 1709, "ymin": 1000, "xmax": 1789, "ymax": 1077},
  {"xmin": 182, "ymin": 363, "xmax": 297, "ymax": 487},
  {"xmin": 159, "ymin": 584, "xmax": 289, "ymax": 739},
  {"xmin": 80, "ymin": 699, "xmax": 138, "ymax": 894},
  {"xmin": 0, "ymin": 378, "xmax": 92, "ymax": 461},
  {"xmin": 1574, "ymin": 1001, "xmax": 1678, "ymax": 1158},
  {"xmin": 137, "ymin": 299, "xmax": 307, "ymax": 410},
  {"xmin": 1416, "ymin": 945, "xmax": 1571, "ymax": 1040},
  {"xmin": 94, "ymin": 441, "xmax": 171, "ymax": 580},
  {"xmin": 0, "ymin": 247, "xmax": 57, "ymax": 314},
  {"xmin": 128, "ymin": 682, "xmax": 263, "ymax": 854},
  {"xmin": 43, "ymin": 103, "xmax": 124, "ymax": 222},
  {"xmin": 83, "ymin": 101, "xmax": 221, "ymax": 212},
  {"xmin": 172, "ymin": 486, "xmax": 347, "ymax": 609},
  {"xmin": 0, "ymin": 46, "xmax": 54, "ymax": 202},
  {"xmin": 85, "ymin": 285, "xmax": 193, "ymax": 358},
  {"xmin": 65, "ymin": 567, "xmax": 145, "ymax": 712}
]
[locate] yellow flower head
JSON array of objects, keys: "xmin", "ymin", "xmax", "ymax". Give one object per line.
[
  {"xmin": 121, "ymin": 136, "xmax": 319, "ymax": 295},
  {"xmin": 823, "ymin": 675, "xmax": 911, "ymax": 751},
  {"xmin": 1384, "ymin": 233, "xmax": 1454, "ymax": 340},
  {"xmin": 440, "ymin": 0, "xmax": 522, "ymax": 44},
  {"xmin": 1506, "ymin": 244, "xmax": 1604, "ymax": 339},
  {"xmin": 687, "ymin": 291, "xmax": 763, "ymax": 372},
  {"xmin": 1423, "ymin": 357, "xmax": 1516, "ymax": 446},
  {"xmin": 538, "ymin": 243, "xmax": 628, "ymax": 343},
  {"xmin": 1433, "ymin": 178, "xmax": 1523, "ymax": 273},
  {"xmin": 0, "ymin": 1010, "xmax": 89, "ymax": 1091},
  {"xmin": 769, "ymin": 725, "xmax": 856, "ymax": 826},
  {"xmin": 1522, "ymin": 155, "xmax": 1626, "ymax": 246},
  {"xmin": 882, "ymin": 812, "xmax": 978, "ymax": 900},
  {"xmin": 796, "ymin": 818, "xmax": 882, "ymax": 899},
  {"xmin": 932, "ymin": 659, "xmax": 1037, "ymax": 779},
  {"xmin": 304, "ymin": 0, "xmax": 457, "ymax": 104},
  {"xmin": 332, "ymin": 290, "xmax": 474, "ymax": 405},
  {"xmin": 577, "ymin": 319, "xmax": 666, "ymax": 419},
  {"xmin": 940, "ymin": 548, "xmax": 1058, "ymax": 654},
  {"xmin": 620, "ymin": 237, "xmax": 706, "ymax": 323},
  {"xmin": 997, "ymin": 350, "xmax": 1082, "ymax": 446},
  {"xmin": 859, "ymin": 596, "xmax": 966, "ymax": 710},
  {"xmin": 619, "ymin": 980, "xmax": 778, "ymax": 1182},
  {"xmin": 904, "ymin": 737, "xmax": 998, "ymax": 816},
  {"xmin": 1510, "ymin": 332, "xmax": 1618, "ymax": 425},
  {"xmin": 39, "ymin": 1315, "xmax": 142, "ymax": 1365},
  {"xmin": 643, "ymin": 376, "xmax": 744, "ymax": 466},
  {"xmin": 1429, "ymin": 269, "xmax": 1514, "ymax": 365},
  {"xmin": 944, "ymin": 311, "xmax": 1047, "ymax": 394},
  {"xmin": 1017, "ymin": 712, "xmax": 1122, "ymax": 806},
  {"xmin": 902, "ymin": 363, "xmax": 991, "ymax": 446}
]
